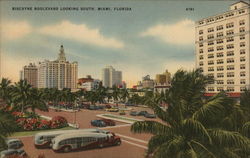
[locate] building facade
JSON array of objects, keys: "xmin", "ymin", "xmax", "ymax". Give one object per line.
[
  {"xmin": 155, "ymin": 69, "xmax": 171, "ymax": 85},
  {"xmin": 38, "ymin": 45, "xmax": 78, "ymax": 90},
  {"xmin": 101, "ymin": 66, "xmax": 122, "ymax": 88},
  {"xmin": 195, "ymin": 1, "xmax": 250, "ymax": 94},
  {"xmin": 20, "ymin": 63, "xmax": 38, "ymax": 87}
]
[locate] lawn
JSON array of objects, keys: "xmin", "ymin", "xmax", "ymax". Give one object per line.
[{"xmin": 10, "ymin": 126, "xmax": 75, "ymax": 137}]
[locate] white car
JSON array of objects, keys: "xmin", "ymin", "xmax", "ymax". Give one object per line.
[
  {"xmin": 6, "ymin": 139, "xmax": 23, "ymax": 149},
  {"xmin": 0, "ymin": 149, "xmax": 27, "ymax": 158}
]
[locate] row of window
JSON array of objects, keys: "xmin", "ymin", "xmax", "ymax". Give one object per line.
[
  {"xmin": 207, "ymin": 71, "xmax": 246, "ymax": 78},
  {"xmin": 207, "ymin": 86, "xmax": 247, "ymax": 92},
  {"xmin": 198, "ymin": 10, "xmax": 246, "ymax": 25},
  {"xmin": 206, "ymin": 64, "xmax": 246, "ymax": 72},
  {"xmin": 216, "ymin": 79, "xmax": 246, "ymax": 85},
  {"xmin": 200, "ymin": 57, "xmax": 246, "ymax": 65},
  {"xmin": 199, "ymin": 34, "xmax": 245, "ymax": 42},
  {"xmin": 199, "ymin": 42, "xmax": 246, "ymax": 48},
  {"xmin": 199, "ymin": 26, "xmax": 246, "ymax": 36},
  {"xmin": 199, "ymin": 49, "xmax": 246, "ymax": 55}
]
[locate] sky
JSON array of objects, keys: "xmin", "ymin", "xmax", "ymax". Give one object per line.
[{"xmin": 0, "ymin": 0, "xmax": 240, "ymax": 87}]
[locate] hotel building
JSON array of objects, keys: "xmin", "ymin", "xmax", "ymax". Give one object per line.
[
  {"xmin": 195, "ymin": 1, "xmax": 250, "ymax": 95},
  {"xmin": 38, "ymin": 45, "xmax": 78, "ymax": 90},
  {"xmin": 102, "ymin": 66, "xmax": 122, "ymax": 88},
  {"xmin": 20, "ymin": 63, "xmax": 38, "ymax": 87}
]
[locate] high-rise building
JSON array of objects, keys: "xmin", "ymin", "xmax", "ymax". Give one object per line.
[
  {"xmin": 101, "ymin": 66, "xmax": 122, "ymax": 88},
  {"xmin": 142, "ymin": 75, "xmax": 154, "ymax": 89},
  {"xmin": 20, "ymin": 63, "xmax": 38, "ymax": 87},
  {"xmin": 38, "ymin": 45, "xmax": 78, "ymax": 90},
  {"xmin": 155, "ymin": 69, "xmax": 171, "ymax": 85},
  {"xmin": 195, "ymin": 1, "xmax": 250, "ymax": 95}
]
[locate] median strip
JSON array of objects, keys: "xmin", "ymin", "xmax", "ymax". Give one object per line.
[{"xmin": 97, "ymin": 114, "xmax": 143, "ymax": 124}]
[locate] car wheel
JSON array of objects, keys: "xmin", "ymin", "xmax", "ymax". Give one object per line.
[
  {"xmin": 116, "ymin": 141, "xmax": 121, "ymax": 146},
  {"xmin": 98, "ymin": 144, "xmax": 104, "ymax": 148},
  {"xmin": 63, "ymin": 146, "xmax": 71, "ymax": 152}
]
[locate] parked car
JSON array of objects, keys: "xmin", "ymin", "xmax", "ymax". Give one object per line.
[
  {"xmin": 101, "ymin": 119, "xmax": 116, "ymax": 126},
  {"xmin": 106, "ymin": 107, "xmax": 119, "ymax": 112},
  {"xmin": 137, "ymin": 111, "xmax": 149, "ymax": 116},
  {"xmin": 119, "ymin": 110, "xmax": 126, "ymax": 115},
  {"xmin": 91, "ymin": 120, "xmax": 106, "ymax": 127},
  {"xmin": 145, "ymin": 113, "xmax": 156, "ymax": 118},
  {"xmin": 89, "ymin": 105, "xmax": 100, "ymax": 110},
  {"xmin": 125, "ymin": 102, "xmax": 135, "ymax": 106},
  {"xmin": 6, "ymin": 138, "xmax": 23, "ymax": 149},
  {"xmin": 130, "ymin": 111, "xmax": 138, "ymax": 116},
  {"xmin": 0, "ymin": 149, "xmax": 27, "ymax": 158},
  {"xmin": 105, "ymin": 104, "xmax": 112, "ymax": 109}
]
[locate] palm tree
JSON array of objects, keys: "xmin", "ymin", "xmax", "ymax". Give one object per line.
[
  {"xmin": 120, "ymin": 88, "xmax": 129, "ymax": 103},
  {"xmin": 131, "ymin": 69, "xmax": 250, "ymax": 158},
  {"xmin": 28, "ymin": 88, "xmax": 48, "ymax": 113},
  {"xmin": 11, "ymin": 80, "xmax": 32, "ymax": 112},
  {"xmin": 112, "ymin": 86, "xmax": 120, "ymax": 106},
  {"xmin": 240, "ymin": 89, "xmax": 250, "ymax": 120},
  {"xmin": 0, "ymin": 78, "xmax": 12, "ymax": 105}
]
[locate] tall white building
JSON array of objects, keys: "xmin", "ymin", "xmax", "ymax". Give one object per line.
[
  {"xmin": 195, "ymin": 1, "xmax": 250, "ymax": 95},
  {"xmin": 38, "ymin": 45, "xmax": 78, "ymax": 90},
  {"xmin": 101, "ymin": 66, "xmax": 122, "ymax": 88}
]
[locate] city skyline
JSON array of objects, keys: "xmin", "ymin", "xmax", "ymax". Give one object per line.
[{"xmin": 0, "ymin": 0, "xmax": 243, "ymax": 87}]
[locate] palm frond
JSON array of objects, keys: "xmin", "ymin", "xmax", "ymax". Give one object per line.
[
  {"xmin": 242, "ymin": 121, "xmax": 250, "ymax": 138},
  {"xmin": 131, "ymin": 121, "xmax": 172, "ymax": 135}
]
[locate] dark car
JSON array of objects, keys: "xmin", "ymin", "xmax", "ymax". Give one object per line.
[
  {"xmin": 145, "ymin": 113, "xmax": 156, "ymax": 118},
  {"xmin": 105, "ymin": 104, "xmax": 112, "ymax": 109},
  {"xmin": 137, "ymin": 111, "xmax": 149, "ymax": 116},
  {"xmin": 89, "ymin": 105, "xmax": 100, "ymax": 110},
  {"xmin": 91, "ymin": 120, "xmax": 106, "ymax": 127},
  {"xmin": 101, "ymin": 119, "xmax": 116, "ymax": 126},
  {"xmin": 0, "ymin": 149, "xmax": 27, "ymax": 158},
  {"xmin": 6, "ymin": 139, "xmax": 23, "ymax": 149},
  {"xmin": 130, "ymin": 111, "xmax": 138, "ymax": 116}
]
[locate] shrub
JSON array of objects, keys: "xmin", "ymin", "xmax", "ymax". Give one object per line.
[
  {"xmin": 51, "ymin": 116, "xmax": 68, "ymax": 128},
  {"xmin": 38, "ymin": 120, "xmax": 51, "ymax": 130}
]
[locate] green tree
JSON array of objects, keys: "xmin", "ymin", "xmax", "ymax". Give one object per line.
[
  {"xmin": 28, "ymin": 88, "xmax": 48, "ymax": 113},
  {"xmin": 0, "ymin": 78, "xmax": 13, "ymax": 105},
  {"xmin": 131, "ymin": 69, "xmax": 250, "ymax": 158}
]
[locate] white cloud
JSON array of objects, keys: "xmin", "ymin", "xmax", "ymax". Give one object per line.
[
  {"xmin": 141, "ymin": 19, "xmax": 195, "ymax": 45},
  {"xmin": 0, "ymin": 21, "xmax": 32, "ymax": 40},
  {"xmin": 38, "ymin": 20, "xmax": 124, "ymax": 49}
]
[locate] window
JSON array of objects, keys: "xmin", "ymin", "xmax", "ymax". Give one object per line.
[
  {"xmin": 217, "ymin": 73, "xmax": 224, "ymax": 78},
  {"xmin": 199, "ymin": 21, "xmax": 204, "ymax": 25},
  {"xmin": 207, "ymin": 34, "xmax": 214, "ymax": 39},
  {"xmin": 227, "ymin": 80, "xmax": 234, "ymax": 84},
  {"xmin": 240, "ymin": 64, "xmax": 245, "ymax": 69},
  {"xmin": 208, "ymin": 47, "xmax": 214, "ymax": 52},
  {"xmin": 226, "ymin": 30, "xmax": 234, "ymax": 35},
  {"xmin": 217, "ymin": 80, "xmax": 224, "ymax": 84},
  {"xmin": 216, "ymin": 16, "xmax": 224, "ymax": 20},
  {"xmin": 199, "ymin": 43, "xmax": 203, "ymax": 47},
  {"xmin": 239, "ymin": 9, "xmax": 245, "ymax": 14},
  {"xmin": 216, "ymin": 25, "xmax": 223, "ymax": 31},
  {"xmin": 240, "ymin": 71, "xmax": 246, "ymax": 77},
  {"xmin": 208, "ymin": 54, "xmax": 214, "ymax": 58},
  {"xmin": 208, "ymin": 60, "xmax": 214, "ymax": 65},
  {"xmin": 239, "ymin": 20, "xmax": 245, "ymax": 25},
  {"xmin": 208, "ymin": 73, "xmax": 214, "ymax": 78},
  {"xmin": 240, "ymin": 79, "xmax": 246, "ymax": 84},
  {"xmin": 227, "ymin": 65, "xmax": 234, "ymax": 70},
  {"xmin": 199, "ymin": 30, "xmax": 203, "ymax": 35},
  {"xmin": 199, "ymin": 49, "xmax": 203, "ymax": 54},
  {"xmin": 199, "ymin": 36, "xmax": 203, "ymax": 41},
  {"xmin": 240, "ymin": 87, "xmax": 246, "ymax": 92},
  {"xmin": 240, "ymin": 42, "xmax": 245, "ymax": 47},
  {"xmin": 226, "ymin": 44, "xmax": 234, "ymax": 49},
  {"xmin": 208, "ymin": 41, "xmax": 214, "ymax": 46},
  {"xmin": 217, "ymin": 87, "xmax": 224, "ymax": 91},
  {"xmin": 227, "ymin": 51, "xmax": 234, "ymax": 56},
  {"xmin": 240, "ymin": 49, "xmax": 245, "ymax": 55},
  {"xmin": 239, "ymin": 27, "xmax": 245, "ymax": 33},
  {"xmin": 240, "ymin": 57, "xmax": 245, "ymax": 62},
  {"xmin": 226, "ymin": 22, "xmax": 234, "ymax": 28},
  {"xmin": 217, "ymin": 66, "xmax": 224, "ymax": 71},
  {"xmin": 208, "ymin": 27, "xmax": 214, "ymax": 33},
  {"xmin": 208, "ymin": 87, "xmax": 215, "ymax": 92},
  {"xmin": 208, "ymin": 67, "xmax": 214, "ymax": 72},
  {"xmin": 199, "ymin": 62, "xmax": 203, "ymax": 66},
  {"xmin": 240, "ymin": 35, "xmax": 245, "ymax": 40},
  {"xmin": 199, "ymin": 55, "xmax": 204, "ymax": 60},
  {"xmin": 216, "ymin": 39, "xmax": 223, "ymax": 44},
  {"xmin": 227, "ymin": 72, "xmax": 234, "ymax": 77},
  {"xmin": 217, "ymin": 46, "xmax": 223, "ymax": 51},
  {"xmin": 217, "ymin": 32, "xmax": 223, "ymax": 37},
  {"xmin": 217, "ymin": 59, "xmax": 223, "ymax": 64},
  {"xmin": 227, "ymin": 58, "xmax": 234, "ymax": 63},
  {"xmin": 226, "ymin": 37, "xmax": 234, "ymax": 42},
  {"xmin": 227, "ymin": 87, "xmax": 234, "ymax": 92},
  {"xmin": 217, "ymin": 52, "xmax": 223, "ymax": 57}
]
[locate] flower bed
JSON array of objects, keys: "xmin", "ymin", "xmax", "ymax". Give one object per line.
[{"xmin": 12, "ymin": 112, "xmax": 68, "ymax": 131}]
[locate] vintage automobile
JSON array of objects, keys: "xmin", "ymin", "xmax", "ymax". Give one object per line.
[
  {"xmin": 106, "ymin": 107, "xmax": 119, "ymax": 112},
  {"xmin": 119, "ymin": 110, "xmax": 126, "ymax": 115},
  {"xmin": 130, "ymin": 111, "xmax": 139, "ymax": 116},
  {"xmin": 6, "ymin": 138, "xmax": 23, "ymax": 149},
  {"xmin": 91, "ymin": 120, "xmax": 106, "ymax": 127},
  {"xmin": 0, "ymin": 149, "xmax": 27, "ymax": 158},
  {"xmin": 101, "ymin": 119, "xmax": 116, "ymax": 126},
  {"xmin": 144, "ymin": 113, "xmax": 156, "ymax": 118}
]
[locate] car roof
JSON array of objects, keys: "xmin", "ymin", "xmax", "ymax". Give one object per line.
[{"xmin": 6, "ymin": 138, "xmax": 21, "ymax": 143}]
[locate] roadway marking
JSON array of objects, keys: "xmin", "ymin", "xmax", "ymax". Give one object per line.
[
  {"xmin": 116, "ymin": 133, "xmax": 148, "ymax": 144},
  {"xmin": 122, "ymin": 139, "xmax": 148, "ymax": 149}
]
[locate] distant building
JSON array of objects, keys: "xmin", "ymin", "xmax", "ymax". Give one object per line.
[
  {"xmin": 101, "ymin": 66, "xmax": 122, "ymax": 88},
  {"xmin": 155, "ymin": 69, "xmax": 171, "ymax": 85},
  {"xmin": 79, "ymin": 79, "xmax": 101, "ymax": 91},
  {"xmin": 78, "ymin": 75, "xmax": 94, "ymax": 85},
  {"xmin": 20, "ymin": 63, "xmax": 38, "ymax": 87},
  {"xmin": 38, "ymin": 45, "xmax": 78, "ymax": 90},
  {"xmin": 142, "ymin": 75, "xmax": 154, "ymax": 89},
  {"xmin": 195, "ymin": 1, "xmax": 250, "ymax": 97}
]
